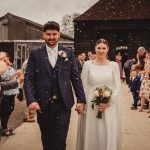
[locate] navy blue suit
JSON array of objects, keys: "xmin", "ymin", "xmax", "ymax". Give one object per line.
[
  {"xmin": 24, "ymin": 44, "xmax": 86, "ymax": 150},
  {"xmin": 129, "ymin": 75, "xmax": 141, "ymax": 108}
]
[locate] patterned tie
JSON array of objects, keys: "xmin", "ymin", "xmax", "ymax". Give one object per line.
[{"xmin": 48, "ymin": 49, "xmax": 56, "ymax": 68}]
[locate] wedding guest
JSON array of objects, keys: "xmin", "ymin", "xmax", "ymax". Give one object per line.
[
  {"xmin": 24, "ymin": 21, "xmax": 86, "ymax": 150},
  {"xmin": 115, "ymin": 52, "xmax": 123, "ymax": 79},
  {"xmin": 85, "ymin": 51, "xmax": 93, "ymax": 61},
  {"xmin": 0, "ymin": 59, "xmax": 24, "ymax": 137},
  {"xmin": 129, "ymin": 70, "xmax": 141, "ymax": 110},
  {"xmin": 0, "ymin": 59, "xmax": 23, "ymax": 91},
  {"xmin": 0, "ymin": 52, "xmax": 18, "ymax": 136},
  {"xmin": 81, "ymin": 52, "xmax": 86, "ymax": 63},
  {"xmin": 21, "ymin": 58, "xmax": 35, "ymax": 122},
  {"xmin": 76, "ymin": 54, "xmax": 84, "ymax": 75},
  {"xmin": 139, "ymin": 49, "xmax": 150, "ymax": 113},
  {"xmin": 77, "ymin": 38, "xmax": 121, "ymax": 150},
  {"xmin": 136, "ymin": 46, "xmax": 146, "ymax": 70},
  {"xmin": 139, "ymin": 73, "xmax": 150, "ymax": 112},
  {"xmin": 124, "ymin": 57, "xmax": 136, "ymax": 84},
  {"xmin": 131, "ymin": 64, "xmax": 141, "ymax": 72},
  {"xmin": 0, "ymin": 54, "xmax": 7, "ymax": 73}
]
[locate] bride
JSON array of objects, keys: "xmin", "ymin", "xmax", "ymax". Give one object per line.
[{"xmin": 76, "ymin": 38, "xmax": 121, "ymax": 150}]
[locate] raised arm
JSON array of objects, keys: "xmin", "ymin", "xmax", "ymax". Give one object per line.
[{"xmin": 0, "ymin": 80, "xmax": 18, "ymax": 91}]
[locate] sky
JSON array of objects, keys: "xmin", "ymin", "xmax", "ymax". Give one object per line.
[{"xmin": 0, "ymin": 0, "xmax": 98, "ymax": 25}]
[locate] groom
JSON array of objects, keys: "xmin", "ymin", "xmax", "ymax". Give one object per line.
[{"xmin": 24, "ymin": 21, "xmax": 86, "ymax": 150}]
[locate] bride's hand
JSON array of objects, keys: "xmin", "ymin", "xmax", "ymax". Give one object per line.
[
  {"xmin": 99, "ymin": 103, "xmax": 109, "ymax": 111},
  {"xmin": 75, "ymin": 103, "xmax": 85, "ymax": 114}
]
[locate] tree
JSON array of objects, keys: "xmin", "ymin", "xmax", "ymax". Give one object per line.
[{"xmin": 61, "ymin": 12, "xmax": 80, "ymax": 38}]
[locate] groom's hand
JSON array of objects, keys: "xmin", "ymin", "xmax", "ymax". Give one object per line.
[
  {"xmin": 75, "ymin": 103, "xmax": 85, "ymax": 114},
  {"xmin": 28, "ymin": 102, "xmax": 41, "ymax": 111}
]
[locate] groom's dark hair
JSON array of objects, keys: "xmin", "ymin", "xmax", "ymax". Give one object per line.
[{"xmin": 43, "ymin": 21, "xmax": 60, "ymax": 32}]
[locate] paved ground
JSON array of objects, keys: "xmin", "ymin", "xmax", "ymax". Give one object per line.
[
  {"xmin": 0, "ymin": 99, "xmax": 27, "ymax": 147},
  {"xmin": 0, "ymin": 82, "xmax": 150, "ymax": 150},
  {"xmin": 120, "ymin": 83, "xmax": 150, "ymax": 150}
]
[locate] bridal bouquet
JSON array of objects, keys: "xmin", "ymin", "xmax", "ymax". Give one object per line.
[{"xmin": 91, "ymin": 85, "xmax": 112, "ymax": 119}]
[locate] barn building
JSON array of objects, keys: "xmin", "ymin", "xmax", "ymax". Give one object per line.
[
  {"xmin": 74, "ymin": 0, "xmax": 150, "ymax": 60},
  {"xmin": 0, "ymin": 13, "xmax": 74, "ymax": 68}
]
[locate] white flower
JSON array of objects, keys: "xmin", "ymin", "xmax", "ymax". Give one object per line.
[
  {"xmin": 58, "ymin": 50, "xmax": 68, "ymax": 61},
  {"xmin": 58, "ymin": 50, "xmax": 64, "ymax": 56},
  {"xmin": 65, "ymin": 58, "xmax": 68, "ymax": 61},
  {"xmin": 94, "ymin": 90, "xmax": 99, "ymax": 97},
  {"xmin": 103, "ymin": 90, "xmax": 111, "ymax": 97},
  {"xmin": 62, "ymin": 53, "xmax": 67, "ymax": 58}
]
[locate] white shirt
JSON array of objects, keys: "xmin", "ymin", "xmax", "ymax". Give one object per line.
[{"xmin": 46, "ymin": 44, "xmax": 58, "ymax": 67}]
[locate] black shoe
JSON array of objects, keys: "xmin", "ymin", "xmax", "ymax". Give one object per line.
[
  {"xmin": 8, "ymin": 129, "xmax": 15, "ymax": 135},
  {"xmin": 144, "ymin": 105, "xmax": 148, "ymax": 109},
  {"xmin": 131, "ymin": 107, "xmax": 137, "ymax": 110},
  {"xmin": 2, "ymin": 128, "xmax": 15, "ymax": 136}
]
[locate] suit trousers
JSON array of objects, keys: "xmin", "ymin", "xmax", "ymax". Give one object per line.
[
  {"xmin": 124, "ymin": 68, "xmax": 130, "ymax": 85},
  {"xmin": 132, "ymin": 91, "xmax": 139, "ymax": 108},
  {"xmin": 37, "ymin": 100, "xmax": 71, "ymax": 150},
  {"xmin": 0, "ymin": 95, "xmax": 15, "ymax": 130}
]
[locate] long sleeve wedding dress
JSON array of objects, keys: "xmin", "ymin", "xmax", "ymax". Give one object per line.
[{"xmin": 76, "ymin": 60, "xmax": 121, "ymax": 150}]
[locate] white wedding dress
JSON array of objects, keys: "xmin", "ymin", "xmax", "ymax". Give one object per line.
[{"xmin": 76, "ymin": 60, "xmax": 121, "ymax": 150}]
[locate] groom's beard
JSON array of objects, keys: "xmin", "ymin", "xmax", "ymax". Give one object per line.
[{"xmin": 45, "ymin": 39, "xmax": 59, "ymax": 48}]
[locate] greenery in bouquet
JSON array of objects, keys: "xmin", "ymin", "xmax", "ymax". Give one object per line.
[{"xmin": 91, "ymin": 85, "xmax": 112, "ymax": 119}]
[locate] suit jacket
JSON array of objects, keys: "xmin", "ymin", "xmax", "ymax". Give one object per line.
[
  {"xmin": 129, "ymin": 75, "xmax": 141, "ymax": 93},
  {"xmin": 24, "ymin": 44, "xmax": 86, "ymax": 110}
]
